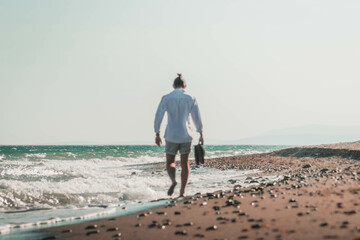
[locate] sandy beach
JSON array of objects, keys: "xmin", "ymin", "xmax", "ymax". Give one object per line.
[{"xmin": 39, "ymin": 142, "xmax": 360, "ymax": 240}]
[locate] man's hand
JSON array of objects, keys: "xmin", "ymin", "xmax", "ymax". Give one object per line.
[
  {"xmin": 199, "ymin": 133, "xmax": 204, "ymax": 145},
  {"xmin": 155, "ymin": 134, "xmax": 162, "ymax": 147}
]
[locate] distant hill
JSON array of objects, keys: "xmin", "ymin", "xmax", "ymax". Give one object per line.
[{"xmin": 225, "ymin": 125, "xmax": 360, "ymax": 146}]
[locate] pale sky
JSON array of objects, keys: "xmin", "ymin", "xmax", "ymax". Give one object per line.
[{"xmin": 1, "ymin": 0, "xmax": 360, "ymax": 145}]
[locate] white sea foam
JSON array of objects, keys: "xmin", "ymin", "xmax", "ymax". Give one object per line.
[
  {"xmin": 66, "ymin": 152, "xmax": 76, "ymax": 158},
  {"xmin": 0, "ymin": 154, "xmax": 281, "ymax": 210},
  {"xmin": 24, "ymin": 153, "xmax": 47, "ymax": 158},
  {"xmin": 0, "ymin": 154, "xmax": 5, "ymax": 160},
  {"xmin": 0, "ymin": 156, "xmax": 163, "ymax": 209},
  {"xmin": 0, "ymin": 166, "xmax": 61, "ymax": 177}
]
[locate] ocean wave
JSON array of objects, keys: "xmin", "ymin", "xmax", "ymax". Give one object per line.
[
  {"xmin": 0, "ymin": 165, "xmax": 271, "ymax": 210},
  {"xmin": 0, "ymin": 145, "xmax": 286, "ymax": 211},
  {"xmin": 24, "ymin": 153, "xmax": 47, "ymax": 158}
]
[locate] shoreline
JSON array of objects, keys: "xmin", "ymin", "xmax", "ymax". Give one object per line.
[
  {"xmin": 1, "ymin": 165, "xmax": 279, "ymax": 239},
  {"xmin": 9, "ymin": 142, "xmax": 360, "ymax": 239}
]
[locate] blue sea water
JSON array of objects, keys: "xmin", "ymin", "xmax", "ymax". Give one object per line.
[{"xmin": 0, "ymin": 145, "xmax": 287, "ymax": 236}]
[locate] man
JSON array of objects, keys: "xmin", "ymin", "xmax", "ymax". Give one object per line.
[{"xmin": 154, "ymin": 73, "xmax": 203, "ymax": 197}]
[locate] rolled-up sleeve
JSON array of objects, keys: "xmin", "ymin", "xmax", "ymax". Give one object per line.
[
  {"xmin": 154, "ymin": 97, "xmax": 166, "ymax": 134},
  {"xmin": 190, "ymin": 98, "xmax": 203, "ymax": 133}
]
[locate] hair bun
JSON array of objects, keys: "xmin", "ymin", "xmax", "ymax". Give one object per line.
[{"xmin": 177, "ymin": 73, "xmax": 182, "ymax": 77}]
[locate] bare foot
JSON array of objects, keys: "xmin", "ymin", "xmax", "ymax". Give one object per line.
[
  {"xmin": 167, "ymin": 182, "xmax": 177, "ymax": 196},
  {"xmin": 179, "ymin": 189, "xmax": 186, "ymax": 197}
]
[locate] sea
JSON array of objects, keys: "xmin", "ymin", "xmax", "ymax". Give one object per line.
[{"xmin": 0, "ymin": 145, "xmax": 288, "ymax": 238}]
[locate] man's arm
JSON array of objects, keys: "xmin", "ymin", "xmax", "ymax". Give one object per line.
[
  {"xmin": 154, "ymin": 97, "xmax": 165, "ymax": 147},
  {"xmin": 190, "ymin": 98, "xmax": 204, "ymax": 144}
]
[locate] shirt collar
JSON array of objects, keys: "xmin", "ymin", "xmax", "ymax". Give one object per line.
[{"xmin": 174, "ymin": 88, "xmax": 185, "ymax": 92}]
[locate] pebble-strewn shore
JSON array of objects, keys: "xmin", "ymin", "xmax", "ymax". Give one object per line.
[{"xmin": 40, "ymin": 141, "xmax": 360, "ymax": 240}]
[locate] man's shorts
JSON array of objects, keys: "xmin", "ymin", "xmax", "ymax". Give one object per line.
[{"xmin": 165, "ymin": 141, "xmax": 192, "ymax": 155}]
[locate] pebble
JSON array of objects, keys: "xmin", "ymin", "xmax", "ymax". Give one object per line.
[
  {"xmin": 344, "ymin": 210, "xmax": 356, "ymax": 215},
  {"xmin": 113, "ymin": 233, "xmax": 122, "ymax": 237},
  {"xmin": 61, "ymin": 229, "xmax": 72, "ymax": 233},
  {"xmin": 320, "ymin": 222, "xmax": 328, "ymax": 227},
  {"xmin": 228, "ymin": 179, "xmax": 237, "ymax": 184},
  {"xmin": 156, "ymin": 211, "xmax": 167, "ymax": 215},
  {"xmin": 234, "ymin": 185, "xmax": 242, "ymax": 191},
  {"xmin": 85, "ymin": 225, "xmax": 98, "ymax": 230},
  {"xmin": 303, "ymin": 164, "xmax": 312, "ymax": 168},
  {"xmin": 162, "ymin": 221, "xmax": 171, "ymax": 226},
  {"xmin": 148, "ymin": 222, "xmax": 161, "ymax": 228},
  {"xmin": 175, "ymin": 230, "xmax": 187, "ymax": 235},
  {"xmin": 251, "ymin": 224, "xmax": 261, "ymax": 229},
  {"xmin": 175, "ymin": 211, "xmax": 181, "ymax": 215},
  {"xmin": 86, "ymin": 230, "xmax": 99, "ymax": 235},
  {"xmin": 194, "ymin": 233, "xmax": 205, "ymax": 238},
  {"xmin": 106, "ymin": 227, "xmax": 118, "ymax": 231},
  {"xmin": 206, "ymin": 225, "xmax": 218, "ymax": 231},
  {"xmin": 213, "ymin": 206, "xmax": 221, "ymax": 210}
]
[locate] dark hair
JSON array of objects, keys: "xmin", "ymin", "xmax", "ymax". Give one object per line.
[{"xmin": 173, "ymin": 73, "xmax": 186, "ymax": 88}]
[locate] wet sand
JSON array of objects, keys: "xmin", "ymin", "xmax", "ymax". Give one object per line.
[{"xmin": 39, "ymin": 141, "xmax": 360, "ymax": 240}]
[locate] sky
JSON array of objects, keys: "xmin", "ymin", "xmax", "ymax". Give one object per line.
[{"xmin": 1, "ymin": 0, "xmax": 360, "ymax": 145}]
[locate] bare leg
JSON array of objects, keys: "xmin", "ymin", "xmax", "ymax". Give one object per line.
[
  {"xmin": 180, "ymin": 153, "xmax": 190, "ymax": 197},
  {"xmin": 166, "ymin": 154, "xmax": 177, "ymax": 196}
]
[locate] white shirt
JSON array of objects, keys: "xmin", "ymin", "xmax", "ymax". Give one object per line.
[{"xmin": 154, "ymin": 88, "xmax": 203, "ymax": 143}]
